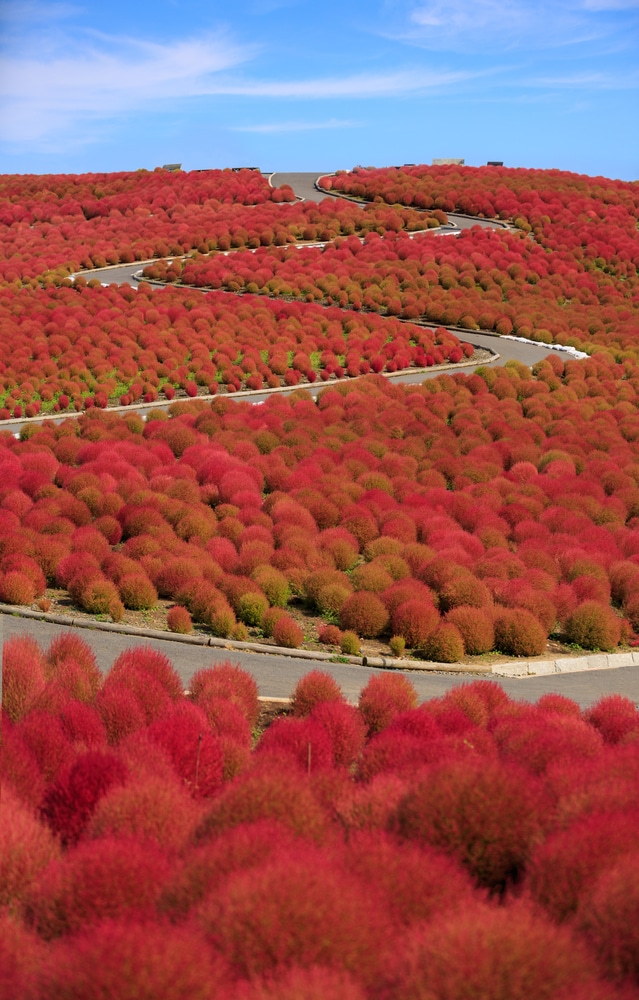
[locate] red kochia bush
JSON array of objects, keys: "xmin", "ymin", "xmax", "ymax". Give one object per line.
[
  {"xmin": 272, "ymin": 614, "xmax": 304, "ymax": 648},
  {"xmin": 40, "ymin": 750, "xmax": 128, "ymax": 846},
  {"xmin": 256, "ymin": 716, "xmax": 334, "ymax": 773},
  {"xmin": 358, "ymin": 673, "xmax": 419, "ymax": 735},
  {"xmin": 147, "ymin": 702, "xmax": 224, "ymax": 798},
  {"xmin": 25, "ymin": 836, "xmax": 172, "ymax": 938},
  {"xmin": 291, "ymin": 670, "xmax": 345, "ymax": 716},
  {"xmin": 236, "ymin": 964, "xmax": 366, "ymax": 1000},
  {"xmin": 108, "ymin": 645, "xmax": 183, "ymax": 701},
  {"xmin": 167, "ymin": 604, "xmax": 193, "ymax": 633},
  {"xmin": 36, "ymin": 918, "xmax": 228, "ymax": 1000},
  {"xmin": 194, "ymin": 765, "xmax": 329, "ymax": 845},
  {"xmin": 584, "ymin": 694, "xmax": 639, "ymax": 745},
  {"xmin": 494, "ymin": 711, "xmax": 603, "ymax": 776},
  {"xmin": 383, "ymin": 899, "xmax": 600, "ymax": 1000},
  {"xmin": 2, "ymin": 635, "xmax": 46, "ymax": 722},
  {"xmin": 45, "ymin": 632, "xmax": 101, "ymax": 700},
  {"xmin": 94, "ymin": 684, "xmax": 146, "ymax": 744},
  {"xmin": 345, "ymin": 829, "xmax": 476, "ymax": 928},
  {"xmin": 189, "ymin": 661, "xmax": 259, "ymax": 727},
  {"xmin": 494, "ymin": 608, "xmax": 546, "ymax": 656},
  {"xmin": 393, "ymin": 757, "xmax": 547, "ymax": 890},
  {"xmin": 311, "ymin": 700, "xmax": 367, "ymax": 767},
  {"xmin": 576, "ymin": 851, "xmax": 639, "ymax": 986},
  {"xmin": 0, "ymin": 785, "xmax": 61, "ymax": 909},
  {"xmin": 340, "ymin": 591, "xmax": 390, "ymax": 637},
  {"xmin": 198, "ymin": 849, "xmax": 386, "ymax": 985},
  {"xmin": 445, "ymin": 605, "xmax": 495, "ymax": 654},
  {"xmin": 422, "ymin": 622, "xmax": 465, "ymax": 662},
  {"xmin": 86, "ymin": 772, "xmax": 198, "ymax": 852},
  {"xmin": 391, "ymin": 599, "xmax": 439, "ymax": 648},
  {"xmin": 527, "ymin": 808, "xmax": 639, "ymax": 922}
]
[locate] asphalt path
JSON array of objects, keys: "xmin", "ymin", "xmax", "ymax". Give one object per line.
[{"xmin": 3, "ymin": 615, "xmax": 638, "ymax": 708}]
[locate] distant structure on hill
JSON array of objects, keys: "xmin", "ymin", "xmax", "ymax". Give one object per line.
[
  {"xmin": 432, "ymin": 158, "xmax": 464, "ymax": 166},
  {"xmin": 487, "ymin": 161, "xmax": 504, "ymax": 166},
  {"xmin": 161, "ymin": 163, "xmax": 182, "ymax": 172}
]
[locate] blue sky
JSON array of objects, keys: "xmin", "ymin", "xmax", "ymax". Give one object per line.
[{"xmin": 0, "ymin": 0, "xmax": 637, "ymax": 179}]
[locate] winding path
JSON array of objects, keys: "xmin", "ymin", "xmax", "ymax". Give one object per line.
[{"xmin": 3, "ymin": 171, "xmax": 631, "ymax": 705}]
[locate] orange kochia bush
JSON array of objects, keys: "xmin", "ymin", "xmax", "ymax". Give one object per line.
[
  {"xmin": 2, "ymin": 364, "xmax": 639, "ymax": 656},
  {"xmin": 2, "ymin": 636, "xmax": 639, "ymax": 997}
]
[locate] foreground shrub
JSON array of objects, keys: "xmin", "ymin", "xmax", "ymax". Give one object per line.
[
  {"xmin": 194, "ymin": 765, "xmax": 329, "ymax": 844},
  {"xmin": 393, "ymin": 757, "xmax": 547, "ymax": 890},
  {"xmin": 25, "ymin": 836, "xmax": 172, "ymax": 938},
  {"xmin": 576, "ymin": 851, "xmax": 639, "ymax": 986},
  {"xmin": 565, "ymin": 600, "xmax": 622, "ymax": 651},
  {"xmin": 147, "ymin": 702, "xmax": 224, "ymax": 798},
  {"xmin": 189, "ymin": 662, "xmax": 259, "ymax": 726},
  {"xmin": 526, "ymin": 808, "xmax": 639, "ymax": 922},
  {"xmin": 236, "ymin": 964, "xmax": 365, "ymax": 1000},
  {"xmin": 291, "ymin": 670, "xmax": 344, "ymax": 716},
  {"xmin": 45, "ymin": 633, "xmax": 101, "ymax": 702},
  {"xmin": 86, "ymin": 774, "xmax": 198, "ymax": 852},
  {"xmin": 40, "ymin": 751, "xmax": 129, "ymax": 846},
  {"xmin": 383, "ymin": 900, "xmax": 600, "ymax": 1000},
  {"xmin": 198, "ymin": 849, "xmax": 386, "ymax": 984},
  {"xmin": 311, "ymin": 701, "xmax": 367, "ymax": 768},
  {"xmin": 494, "ymin": 608, "xmax": 546, "ymax": 657},
  {"xmin": 358, "ymin": 673, "xmax": 418, "ymax": 735},
  {"xmin": 584, "ymin": 694, "xmax": 639, "ymax": 745},
  {"xmin": 0, "ymin": 786, "xmax": 61, "ymax": 909},
  {"xmin": 257, "ymin": 717, "xmax": 334, "ymax": 773},
  {"xmin": 2, "ymin": 635, "xmax": 46, "ymax": 722},
  {"xmin": 35, "ymin": 918, "xmax": 228, "ymax": 1000}
]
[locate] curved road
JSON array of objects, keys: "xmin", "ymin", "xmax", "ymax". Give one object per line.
[{"xmin": 3, "ymin": 171, "xmax": 630, "ymax": 704}]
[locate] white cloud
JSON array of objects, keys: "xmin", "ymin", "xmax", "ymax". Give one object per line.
[{"xmin": 231, "ymin": 118, "xmax": 361, "ymax": 133}]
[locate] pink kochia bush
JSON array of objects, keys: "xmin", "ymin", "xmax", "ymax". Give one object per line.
[{"xmin": 2, "ymin": 634, "xmax": 639, "ymax": 995}]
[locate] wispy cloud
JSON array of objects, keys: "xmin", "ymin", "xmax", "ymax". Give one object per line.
[
  {"xmin": 392, "ymin": 0, "xmax": 638, "ymax": 51},
  {"xmin": 231, "ymin": 118, "xmax": 361, "ymax": 133}
]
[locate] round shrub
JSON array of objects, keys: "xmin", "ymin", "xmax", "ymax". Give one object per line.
[
  {"xmin": 236, "ymin": 965, "xmax": 365, "ymax": 1000},
  {"xmin": 237, "ymin": 591, "xmax": 269, "ymax": 627},
  {"xmin": 2, "ymin": 635, "xmax": 46, "ymax": 722},
  {"xmin": 389, "ymin": 635, "xmax": 406, "ymax": 657},
  {"xmin": 341, "ymin": 631, "xmax": 361, "ymax": 655},
  {"xmin": 197, "ymin": 849, "xmax": 385, "ymax": 985},
  {"xmin": 445, "ymin": 605, "xmax": 495, "ymax": 655},
  {"xmin": 257, "ymin": 716, "xmax": 334, "ymax": 773},
  {"xmin": 584, "ymin": 694, "xmax": 639, "ymax": 745},
  {"xmin": 340, "ymin": 591, "xmax": 389, "ymax": 638},
  {"xmin": 147, "ymin": 702, "xmax": 224, "ymax": 799},
  {"xmin": 0, "ymin": 571, "xmax": 36, "ymax": 605},
  {"xmin": 35, "ymin": 918, "xmax": 227, "ymax": 1000},
  {"xmin": 351, "ymin": 562, "xmax": 394, "ymax": 593},
  {"xmin": 359, "ymin": 673, "xmax": 419, "ymax": 735},
  {"xmin": 40, "ymin": 751, "xmax": 129, "ymax": 846},
  {"xmin": 292, "ymin": 670, "xmax": 344, "ymax": 716},
  {"xmin": 391, "ymin": 599, "xmax": 439, "ymax": 649},
  {"xmin": 109, "ymin": 645, "xmax": 183, "ymax": 701},
  {"xmin": 46, "ymin": 633, "xmax": 100, "ymax": 698},
  {"xmin": 384, "ymin": 899, "xmax": 598, "ymax": 1000},
  {"xmin": 494, "ymin": 608, "xmax": 546, "ymax": 657},
  {"xmin": 260, "ymin": 605, "xmax": 287, "ymax": 637},
  {"xmin": 95, "ymin": 684, "xmax": 146, "ymax": 744},
  {"xmin": 438, "ymin": 571, "xmax": 491, "ymax": 612},
  {"xmin": 565, "ymin": 600, "xmax": 621, "ymax": 651},
  {"xmin": 252, "ymin": 565, "xmax": 290, "ymax": 607},
  {"xmin": 167, "ymin": 604, "xmax": 192, "ymax": 634},
  {"xmin": 194, "ymin": 765, "xmax": 329, "ymax": 845},
  {"xmin": 316, "ymin": 582, "xmax": 352, "ymax": 616},
  {"xmin": 311, "ymin": 701, "xmax": 367, "ymax": 768},
  {"xmin": 393, "ymin": 757, "xmax": 547, "ymax": 890},
  {"xmin": 189, "ymin": 662, "xmax": 259, "ymax": 726},
  {"xmin": 117, "ymin": 573, "xmax": 157, "ymax": 611},
  {"xmin": 25, "ymin": 836, "xmax": 172, "ymax": 938},
  {"xmin": 87, "ymin": 774, "xmax": 198, "ymax": 852},
  {"xmin": 0, "ymin": 786, "xmax": 61, "ymax": 909},
  {"xmin": 318, "ymin": 624, "xmax": 342, "ymax": 646},
  {"xmin": 576, "ymin": 851, "xmax": 639, "ymax": 985},
  {"xmin": 422, "ymin": 623, "xmax": 465, "ymax": 663},
  {"xmin": 273, "ymin": 615, "xmax": 304, "ymax": 648}
]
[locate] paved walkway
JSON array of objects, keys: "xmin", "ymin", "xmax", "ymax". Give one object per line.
[{"xmin": 3, "ymin": 615, "xmax": 638, "ymax": 708}]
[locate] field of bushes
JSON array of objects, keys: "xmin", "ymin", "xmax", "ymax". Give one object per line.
[
  {"xmin": 3, "ymin": 634, "xmax": 639, "ymax": 997},
  {"xmin": 2, "ymin": 161, "xmax": 639, "ymax": 996}
]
